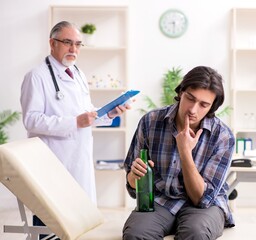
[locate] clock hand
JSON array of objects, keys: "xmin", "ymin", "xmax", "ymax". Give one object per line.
[{"xmin": 171, "ymin": 21, "xmax": 176, "ymax": 33}]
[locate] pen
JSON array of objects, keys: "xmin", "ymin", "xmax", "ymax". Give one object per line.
[{"xmin": 84, "ymin": 109, "xmax": 99, "ymax": 119}]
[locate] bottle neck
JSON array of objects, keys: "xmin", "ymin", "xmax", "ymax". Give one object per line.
[{"xmin": 140, "ymin": 149, "xmax": 148, "ymax": 164}]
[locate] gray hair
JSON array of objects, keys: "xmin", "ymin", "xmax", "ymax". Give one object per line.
[{"xmin": 49, "ymin": 21, "xmax": 79, "ymax": 38}]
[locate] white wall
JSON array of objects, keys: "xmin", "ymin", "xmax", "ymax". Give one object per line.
[{"xmin": 1, "ymin": 0, "xmax": 256, "ymax": 207}]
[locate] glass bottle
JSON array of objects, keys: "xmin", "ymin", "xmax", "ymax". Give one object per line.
[{"xmin": 135, "ymin": 149, "xmax": 154, "ymax": 212}]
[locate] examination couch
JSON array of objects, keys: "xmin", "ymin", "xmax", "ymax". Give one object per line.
[
  {"xmin": 0, "ymin": 137, "xmax": 121, "ymax": 240},
  {"xmin": 0, "ymin": 137, "xmax": 236, "ymax": 240}
]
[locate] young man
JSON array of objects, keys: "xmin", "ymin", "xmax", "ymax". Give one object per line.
[{"xmin": 123, "ymin": 66, "xmax": 235, "ymax": 240}]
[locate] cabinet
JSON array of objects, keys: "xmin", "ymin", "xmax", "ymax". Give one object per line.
[
  {"xmin": 230, "ymin": 8, "xmax": 256, "ymax": 154},
  {"xmin": 49, "ymin": 5, "xmax": 131, "ymax": 208}
]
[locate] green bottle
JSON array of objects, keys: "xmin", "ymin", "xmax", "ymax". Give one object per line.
[{"xmin": 135, "ymin": 149, "xmax": 154, "ymax": 212}]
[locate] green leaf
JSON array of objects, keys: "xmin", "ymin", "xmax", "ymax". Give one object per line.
[
  {"xmin": 0, "ymin": 130, "xmax": 8, "ymax": 145},
  {"xmin": 138, "ymin": 67, "xmax": 183, "ymax": 113},
  {"xmin": 0, "ymin": 110, "xmax": 21, "ymax": 144},
  {"xmin": 137, "ymin": 95, "xmax": 158, "ymax": 115},
  {"xmin": 161, "ymin": 67, "xmax": 183, "ymax": 106},
  {"xmin": 216, "ymin": 106, "xmax": 233, "ymax": 118},
  {"xmin": 81, "ymin": 24, "xmax": 96, "ymax": 34}
]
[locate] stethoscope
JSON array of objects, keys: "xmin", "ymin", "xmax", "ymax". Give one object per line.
[{"xmin": 45, "ymin": 56, "xmax": 79, "ymax": 100}]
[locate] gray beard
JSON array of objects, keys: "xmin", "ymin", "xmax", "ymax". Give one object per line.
[{"xmin": 62, "ymin": 58, "xmax": 76, "ymax": 67}]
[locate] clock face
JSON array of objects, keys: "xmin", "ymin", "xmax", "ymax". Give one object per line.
[{"xmin": 159, "ymin": 9, "xmax": 188, "ymax": 38}]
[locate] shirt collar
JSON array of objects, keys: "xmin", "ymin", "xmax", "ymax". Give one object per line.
[
  {"xmin": 200, "ymin": 117, "xmax": 212, "ymax": 132},
  {"xmin": 164, "ymin": 103, "xmax": 179, "ymax": 123}
]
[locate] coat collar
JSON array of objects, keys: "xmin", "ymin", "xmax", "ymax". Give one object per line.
[{"xmin": 48, "ymin": 55, "xmax": 74, "ymax": 81}]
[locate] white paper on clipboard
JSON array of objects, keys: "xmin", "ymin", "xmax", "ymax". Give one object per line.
[{"xmin": 96, "ymin": 90, "xmax": 140, "ymax": 118}]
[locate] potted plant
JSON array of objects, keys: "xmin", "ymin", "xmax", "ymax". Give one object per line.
[
  {"xmin": 81, "ymin": 23, "xmax": 96, "ymax": 34},
  {"xmin": 138, "ymin": 67, "xmax": 183, "ymax": 115},
  {"xmin": 81, "ymin": 23, "xmax": 96, "ymax": 46},
  {"xmin": 0, "ymin": 110, "xmax": 21, "ymax": 144},
  {"xmin": 138, "ymin": 67, "xmax": 232, "ymax": 118}
]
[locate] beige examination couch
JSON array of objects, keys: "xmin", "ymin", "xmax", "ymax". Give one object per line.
[{"xmin": 0, "ymin": 138, "xmax": 236, "ymax": 240}]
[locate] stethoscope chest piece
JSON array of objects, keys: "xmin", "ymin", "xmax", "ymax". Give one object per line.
[{"xmin": 56, "ymin": 91, "xmax": 64, "ymax": 100}]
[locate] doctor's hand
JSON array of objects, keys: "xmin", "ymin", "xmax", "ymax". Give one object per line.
[
  {"xmin": 77, "ymin": 111, "xmax": 98, "ymax": 128},
  {"xmin": 107, "ymin": 103, "xmax": 131, "ymax": 119}
]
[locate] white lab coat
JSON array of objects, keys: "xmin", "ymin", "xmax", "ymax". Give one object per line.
[{"xmin": 20, "ymin": 55, "xmax": 112, "ymax": 204}]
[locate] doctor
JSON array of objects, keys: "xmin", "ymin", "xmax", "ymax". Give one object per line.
[{"xmin": 20, "ymin": 21, "xmax": 129, "ymax": 203}]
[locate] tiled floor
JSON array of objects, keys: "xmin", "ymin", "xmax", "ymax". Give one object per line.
[{"xmin": 1, "ymin": 184, "xmax": 256, "ymax": 240}]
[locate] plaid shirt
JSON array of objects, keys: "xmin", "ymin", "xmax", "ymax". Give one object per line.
[{"xmin": 124, "ymin": 103, "xmax": 235, "ymax": 227}]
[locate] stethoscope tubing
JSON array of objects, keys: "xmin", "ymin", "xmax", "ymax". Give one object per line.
[{"xmin": 45, "ymin": 56, "xmax": 79, "ymax": 100}]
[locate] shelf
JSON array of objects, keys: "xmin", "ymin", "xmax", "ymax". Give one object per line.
[
  {"xmin": 82, "ymin": 46, "xmax": 127, "ymax": 51},
  {"xmin": 50, "ymin": 4, "xmax": 129, "ymax": 208},
  {"xmin": 232, "ymin": 48, "xmax": 256, "ymax": 52},
  {"xmin": 51, "ymin": 5, "xmax": 128, "ymax": 11},
  {"xmin": 90, "ymin": 88, "xmax": 127, "ymax": 92},
  {"xmin": 93, "ymin": 127, "xmax": 126, "ymax": 132},
  {"xmin": 232, "ymin": 89, "xmax": 256, "ymax": 92},
  {"xmin": 234, "ymin": 129, "xmax": 256, "ymax": 133},
  {"xmin": 78, "ymin": 50, "xmax": 127, "ymax": 89},
  {"xmin": 232, "ymin": 8, "xmax": 256, "ymax": 49},
  {"xmin": 95, "ymin": 168, "xmax": 124, "ymax": 172},
  {"xmin": 232, "ymin": 51, "xmax": 256, "ymax": 89},
  {"xmin": 50, "ymin": 5, "xmax": 128, "ymax": 47},
  {"xmin": 230, "ymin": 7, "xmax": 256, "ymax": 152},
  {"xmin": 95, "ymin": 169, "xmax": 126, "ymax": 207}
]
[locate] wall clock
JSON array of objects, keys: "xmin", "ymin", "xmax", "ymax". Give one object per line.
[{"xmin": 159, "ymin": 9, "xmax": 188, "ymax": 38}]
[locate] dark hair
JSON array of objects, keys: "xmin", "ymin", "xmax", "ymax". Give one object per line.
[
  {"xmin": 174, "ymin": 66, "xmax": 224, "ymax": 118},
  {"xmin": 49, "ymin": 21, "xmax": 78, "ymax": 38}
]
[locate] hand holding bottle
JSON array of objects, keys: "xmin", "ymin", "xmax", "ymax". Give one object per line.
[
  {"xmin": 135, "ymin": 149, "xmax": 155, "ymax": 212},
  {"xmin": 128, "ymin": 156, "xmax": 154, "ymax": 186}
]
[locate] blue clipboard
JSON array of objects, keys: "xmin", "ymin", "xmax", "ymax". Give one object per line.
[{"xmin": 97, "ymin": 90, "xmax": 140, "ymax": 118}]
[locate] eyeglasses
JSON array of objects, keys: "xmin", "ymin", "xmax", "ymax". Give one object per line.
[{"xmin": 53, "ymin": 38, "xmax": 84, "ymax": 48}]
